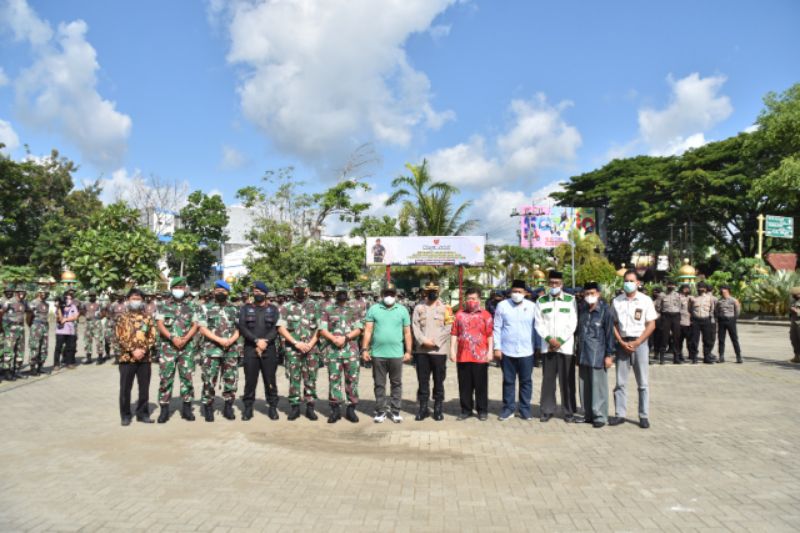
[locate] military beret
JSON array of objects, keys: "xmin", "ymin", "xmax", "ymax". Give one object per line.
[
  {"xmin": 215, "ymin": 279, "xmax": 231, "ymax": 292},
  {"xmin": 294, "ymin": 278, "xmax": 309, "ymax": 289},
  {"xmin": 253, "ymin": 281, "xmax": 269, "ymax": 294},
  {"xmin": 170, "ymin": 276, "xmax": 188, "ymax": 288},
  {"xmin": 335, "ymin": 284, "xmax": 349, "ymax": 292}
]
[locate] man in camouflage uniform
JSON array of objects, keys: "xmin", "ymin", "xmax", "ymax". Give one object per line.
[
  {"xmin": 155, "ymin": 277, "xmax": 199, "ymax": 423},
  {"xmin": 28, "ymin": 284, "xmax": 51, "ymax": 375},
  {"xmin": 82, "ymin": 289, "xmax": 105, "ymax": 364},
  {"xmin": 1, "ymin": 284, "xmax": 30, "ymax": 380},
  {"xmin": 319, "ymin": 285, "xmax": 363, "ymax": 423},
  {"xmin": 197, "ymin": 280, "xmax": 240, "ymax": 422},
  {"xmin": 104, "ymin": 290, "xmax": 128, "ymax": 363},
  {"xmin": 278, "ymin": 278, "xmax": 321, "ymax": 421},
  {"xmin": 352, "ymin": 286, "xmax": 368, "ymax": 320}
]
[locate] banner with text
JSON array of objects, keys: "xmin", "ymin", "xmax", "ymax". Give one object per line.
[
  {"xmin": 365, "ymin": 236, "xmax": 485, "ymax": 266},
  {"xmin": 518, "ymin": 206, "xmax": 598, "ymax": 249}
]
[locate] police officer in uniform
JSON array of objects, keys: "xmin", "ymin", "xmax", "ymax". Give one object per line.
[
  {"xmin": 657, "ymin": 280, "xmax": 682, "ymax": 364},
  {"xmin": 689, "ymin": 282, "xmax": 717, "ymax": 364},
  {"xmin": 715, "ymin": 285, "xmax": 742, "ymax": 363},
  {"xmin": 238, "ymin": 281, "xmax": 282, "ymax": 421}
]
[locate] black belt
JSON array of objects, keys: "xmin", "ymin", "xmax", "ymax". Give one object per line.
[
  {"xmin": 662, "ymin": 311, "xmax": 680, "ymax": 315},
  {"xmin": 622, "ymin": 336, "xmax": 637, "ymax": 341}
]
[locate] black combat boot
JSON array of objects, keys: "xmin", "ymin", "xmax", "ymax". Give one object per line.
[
  {"xmin": 181, "ymin": 402, "xmax": 195, "ymax": 421},
  {"xmin": 202, "ymin": 404, "xmax": 214, "ymax": 422},
  {"xmin": 83, "ymin": 355, "xmax": 93, "ymax": 365},
  {"xmin": 223, "ymin": 400, "xmax": 235, "ymax": 420},
  {"xmin": 658, "ymin": 352, "xmax": 665, "ymax": 365},
  {"xmin": 6, "ymin": 369, "xmax": 16, "ymax": 381},
  {"xmin": 267, "ymin": 405, "xmax": 279, "ymax": 420},
  {"xmin": 96, "ymin": 355, "xmax": 105, "ymax": 365},
  {"xmin": 242, "ymin": 402, "xmax": 254, "ymax": 421},
  {"xmin": 345, "ymin": 404, "xmax": 359, "ymax": 423},
  {"xmin": 327, "ymin": 404, "xmax": 341, "ymax": 424},
  {"xmin": 433, "ymin": 401, "xmax": 444, "ymax": 421},
  {"xmin": 136, "ymin": 411, "xmax": 154, "ymax": 423},
  {"xmin": 287, "ymin": 404, "xmax": 301, "ymax": 421},
  {"xmin": 157, "ymin": 405, "xmax": 170, "ymax": 424},
  {"xmin": 306, "ymin": 404, "xmax": 318, "ymax": 421},
  {"xmin": 415, "ymin": 400, "xmax": 429, "ymax": 421}
]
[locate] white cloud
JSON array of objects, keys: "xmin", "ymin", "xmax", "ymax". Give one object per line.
[
  {"xmin": 208, "ymin": 189, "xmax": 224, "ymax": 199},
  {"xmin": 0, "ymin": 118, "xmax": 20, "ymax": 152},
  {"xmin": 3, "ymin": 1, "xmax": 131, "ymax": 170},
  {"xmin": 638, "ymin": 73, "xmax": 732, "ymax": 156},
  {"xmin": 427, "ymin": 94, "xmax": 581, "ymax": 187},
  {"xmin": 0, "ymin": 0, "xmax": 52, "ymax": 46},
  {"xmin": 99, "ymin": 168, "xmax": 143, "ymax": 204},
  {"xmin": 220, "ymin": 144, "xmax": 247, "ymax": 170},
  {"xmin": 0, "ymin": 67, "xmax": 8, "ymax": 86},
  {"xmin": 472, "ymin": 181, "xmax": 564, "ymax": 244},
  {"xmin": 219, "ymin": 0, "xmax": 456, "ymax": 166}
]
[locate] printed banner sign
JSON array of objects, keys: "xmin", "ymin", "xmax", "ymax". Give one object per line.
[
  {"xmin": 518, "ymin": 206, "xmax": 597, "ymax": 249},
  {"xmin": 365, "ymin": 236, "xmax": 485, "ymax": 266}
]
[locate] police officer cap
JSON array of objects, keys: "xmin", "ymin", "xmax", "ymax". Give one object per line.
[
  {"xmin": 423, "ymin": 281, "xmax": 439, "ymax": 291},
  {"xmin": 215, "ymin": 279, "xmax": 231, "ymax": 292},
  {"xmin": 679, "ymin": 284, "xmax": 690, "ymax": 291},
  {"xmin": 294, "ymin": 278, "xmax": 309, "ymax": 289},
  {"xmin": 548, "ymin": 270, "xmax": 563, "ymax": 280},
  {"xmin": 323, "ymin": 285, "xmax": 334, "ymax": 292},
  {"xmin": 335, "ymin": 284, "xmax": 349, "ymax": 292},
  {"xmin": 696, "ymin": 282, "xmax": 710, "ymax": 290},
  {"xmin": 253, "ymin": 281, "xmax": 269, "ymax": 294},
  {"xmin": 14, "ymin": 283, "xmax": 27, "ymax": 293}
]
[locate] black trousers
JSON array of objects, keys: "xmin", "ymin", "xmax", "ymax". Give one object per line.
[
  {"xmin": 54, "ymin": 334, "xmax": 77, "ymax": 366},
  {"xmin": 415, "ymin": 353, "xmax": 446, "ymax": 403},
  {"xmin": 717, "ymin": 318, "xmax": 741, "ymax": 359},
  {"xmin": 456, "ymin": 362, "xmax": 488, "ymax": 414},
  {"xmin": 690, "ymin": 318, "xmax": 715, "ymax": 361},
  {"xmin": 119, "ymin": 362, "xmax": 151, "ymax": 418},
  {"xmin": 540, "ymin": 352, "xmax": 574, "ymax": 418},
  {"xmin": 651, "ymin": 318, "xmax": 662, "ymax": 353},
  {"xmin": 678, "ymin": 325, "xmax": 691, "ymax": 359},
  {"xmin": 660, "ymin": 313, "xmax": 682, "ymax": 357},
  {"xmin": 243, "ymin": 344, "xmax": 279, "ymax": 406}
]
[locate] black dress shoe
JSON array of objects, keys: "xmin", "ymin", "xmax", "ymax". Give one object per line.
[
  {"xmin": 608, "ymin": 417, "xmax": 625, "ymax": 426},
  {"xmin": 121, "ymin": 416, "xmax": 132, "ymax": 426},
  {"xmin": 242, "ymin": 403, "xmax": 254, "ymax": 421},
  {"xmin": 639, "ymin": 418, "xmax": 650, "ymax": 429},
  {"xmin": 592, "ymin": 421, "xmax": 606, "ymax": 428},
  {"xmin": 415, "ymin": 403, "xmax": 429, "ymax": 421},
  {"xmin": 432, "ymin": 402, "xmax": 444, "ymax": 421},
  {"xmin": 456, "ymin": 411, "xmax": 473, "ymax": 421},
  {"xmin": 564, "ymin": 415, "xmax": 575, "ymax": 423},
  {"xmin": 477, "ymin": 412, "xmax": 488, "ymax": 421},
  {"xmin": 136, "ymin": 414, "xmax": 154, "ymax": 424},
  {"xmin": 540, "ymin": 413, "xmax": 553, "ymax": 423},
  {"xmin": 267, "ymin": 406, "xmax": 279, "ymax": 420}
]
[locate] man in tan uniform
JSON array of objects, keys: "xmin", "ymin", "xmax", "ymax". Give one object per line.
[
  {"xmin": 689, "ymin": 282, "xmax": 717, "ymax": 364},
  {"xmin": 411, "ymin": 281, "xmax": 452, "ymax": 421}
]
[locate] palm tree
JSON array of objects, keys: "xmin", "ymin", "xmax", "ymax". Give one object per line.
[{"xmin": 386, "ymin": 160, "xmax": 478, "ymax": 236}]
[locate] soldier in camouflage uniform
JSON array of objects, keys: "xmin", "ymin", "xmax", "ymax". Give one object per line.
[
  {"xmin": 155, "ymin": 277, "xmax": 199, "ymax": 423},
  {"xmin": 1, "ymin": 284, "xmax": 30, "ymax": 380},
  {"xmin": 319, "ymin": 285, "xmax": 364, "ymax": 423},
  {"xmin": 104, "ymin": 290, "xmax": 128, "ymax": 363},
  {"xmin": 197, "ymin": 280, "xmax": 240, "ymax": 422},
  {"xmin": 82, "ymin": 289, "xmax": 105, "ymax": 364},
  {"xmin": 278, "ymin": 278, "xmax": 321, "ymax": 421},
  {"xmin": 27, "ymin": 284, "xmax": 51, "ymax": 375}
]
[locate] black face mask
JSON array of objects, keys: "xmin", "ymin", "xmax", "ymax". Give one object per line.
[
  {"xmin": 666, "ymin": 287, "xmax": 674, "ymax": 293},
  {"xmin": 427, "ymin": 292, "xmax": 438, "ymax": 301},
  {"xmin": 294, "ymin": 291, "xmax": 305, "ymax": 301},
  {"xmin": 214, "ymin": 293, "xmax": 228, "ymax": 303},
  {"xmin": 253, "ymin": 294, "xmax": 266, "ymax": 303},
  {"xmin": 336, "ymin": 293, "xmax": 348, "ymax": 303},
  {"xmin": 89, "ymin": 296, "xmax": 97, "ymax": 302}
]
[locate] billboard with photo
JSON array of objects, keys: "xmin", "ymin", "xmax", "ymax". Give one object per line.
[
  {"xmin": 365, "ymin": 236, "xmax": 485, "ymax": 266},
  {"xmin": 518, "ymin": 206, "xmax": 598, "ymax": 249}
]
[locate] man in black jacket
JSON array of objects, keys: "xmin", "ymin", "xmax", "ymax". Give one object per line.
[{"xmin": 238, "ymin": 281, "xmax": 283, "ymax": 421}]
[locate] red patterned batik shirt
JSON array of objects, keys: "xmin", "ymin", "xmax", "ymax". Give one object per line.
[{"xmin": 450, "ymin": 309, "xmax": 493, "ymax": 363}]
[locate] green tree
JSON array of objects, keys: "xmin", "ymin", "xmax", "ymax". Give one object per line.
[
  {"xmin": 385, "ymin": 160, "xmax": 477, "ymax": 236},
  {"xmin": 166, "ymin": 190, "xmax": 229, "ymax": 286},
  {"xmin": 64, "ymin": 202, "xmax": 162, "ymax": 290}
]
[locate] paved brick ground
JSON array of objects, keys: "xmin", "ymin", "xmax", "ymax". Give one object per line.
[{"xmin": 0, "ymin": 323, "xmax": 798, "ymax": 532}]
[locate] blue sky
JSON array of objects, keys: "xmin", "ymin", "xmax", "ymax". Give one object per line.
[{"xmin": 1, "ymin": 0, "xmax": 798, "ymax": 243}]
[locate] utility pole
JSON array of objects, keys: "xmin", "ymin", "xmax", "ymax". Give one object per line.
[{"xmin": 756, "ymin": 214, "xmax": 765, "ymax": 259}]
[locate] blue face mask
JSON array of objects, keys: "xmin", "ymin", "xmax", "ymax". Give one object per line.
[
  {"xmin": 623, "ymin": 281, "xmax": 637, "ymax": 294},
  {"xmin": 549, "ymin": 287, "xmax": 561, "ymax": 296}
]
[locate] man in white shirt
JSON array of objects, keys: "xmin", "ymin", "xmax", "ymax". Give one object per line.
[
  {"xmin": 493, "ymin": 279, "xmax": 539, "ymax": 421},
  {"xmin": 610, "ymin": 270, "xmax": 658, "ymax": 429},
  {"xmin": 534, "ymin": 271, "xmax": 578, "ymax": 422}
]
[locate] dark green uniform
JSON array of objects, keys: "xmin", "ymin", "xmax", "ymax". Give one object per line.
[
  {"xmin": 279, "ymin": 298, "xmax": 321, "ymax": 406},
  {"xmin": 156, "ymin": 298, "xmax": 197, "ymax": 404},
  {"xmin": 197, "ymin": 301, "xmax": 240, "ymax": 407}
]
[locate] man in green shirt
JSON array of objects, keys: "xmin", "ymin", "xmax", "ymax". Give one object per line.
[{"xmin": 361, "ymin": 283, "xmax": 412, "ymax": 423}]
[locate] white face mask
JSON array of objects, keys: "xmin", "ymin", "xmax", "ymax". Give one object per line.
[
  {"xmin": 383, "ymin": 296, "xmax": 396, "ymax": 306},
  {"xmin": 549, "ymin": 287, "xmax": 561, "ymax": 296},
  {"xmin": 510, "ymin": 292, "xmax": 524, "ymax": 304},
  {"xmin": 584, "ymin": 295, "xmax": 598, "ymax": 305},
  {"xmin": 171, "ymin": 289, "xmax": 185, "ymax": 300}
]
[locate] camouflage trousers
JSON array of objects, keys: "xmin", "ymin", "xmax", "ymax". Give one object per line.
[
  {"xmin": 285, "ymin": 346, "xmax": 319, "ymax": 406},
  {"xmin": 201, "ymin": 354, "xmax": 239, "ymax": 405},
  {"xmin": 84, "ymin": 320, "xmax": 103, "ymax": 357},
  {"xmin": 2, "ymin": 325, "xmax": 25, "ymax": 370},
  {"xmin": 104, "ymin": 321, "xmax": 119, "ymax": 358},
  {"xmin": 158, "ymin": 348, "xmax": 195, "ymax": 404},
  {"xmin": 327, "ymin": 350, "xmax": 360, "ymax": 406},
  {"xmin": 28, "ymin": 321, "xmax": 49, "ymax": 366}
]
